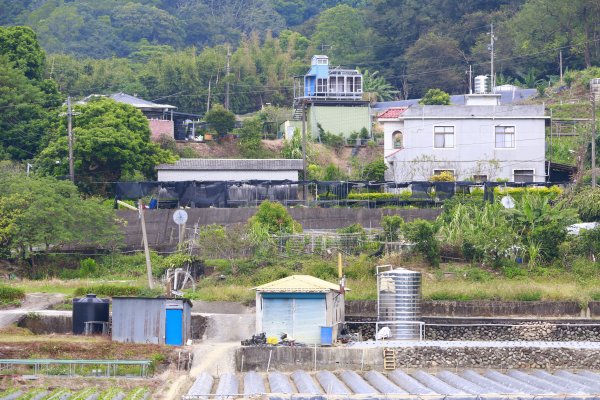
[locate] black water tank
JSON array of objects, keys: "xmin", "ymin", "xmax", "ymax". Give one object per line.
[{"xmin": 72, "ymin": 294, "xmax": 110, "ymax": 334}]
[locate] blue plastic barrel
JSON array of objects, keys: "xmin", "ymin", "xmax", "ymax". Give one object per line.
[{"xmin": 320, "ymin": 326, "xmax": 333, "ymax": 346}]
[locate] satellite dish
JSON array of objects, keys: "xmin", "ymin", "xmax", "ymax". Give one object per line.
[
  {"xmin": 173, "ymin": 209, "xmax": 188, "ymax": 225},
  {"xmin": 501, "ymin": 195, "xmax": 515, "ymax": 209}
]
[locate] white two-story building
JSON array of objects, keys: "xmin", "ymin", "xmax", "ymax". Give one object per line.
[{"xmin": 379, "ymin": 94, "xmax": 548, "ymax": 182}]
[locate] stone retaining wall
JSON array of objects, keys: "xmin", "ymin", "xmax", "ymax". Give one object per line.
[
  {"xmin": 346, "ymin": 300, "xmax": 600, "ymax": 318},
  {"xmin": 392, "ymin": 347, "xmax": 600, "ymax": 369}
]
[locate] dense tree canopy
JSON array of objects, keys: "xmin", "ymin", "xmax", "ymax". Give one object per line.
[
  {"xmin": 35, "ymin": 97, "xmax": 175, "ymax": 194},
  {"xmin": 0, "ymin": 169, "xmax": 120, "ymax": 262}
]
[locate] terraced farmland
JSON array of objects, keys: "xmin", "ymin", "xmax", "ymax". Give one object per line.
[{"xmin": 0, "ymin": 387, "xmax": 150, "ymax": 400}]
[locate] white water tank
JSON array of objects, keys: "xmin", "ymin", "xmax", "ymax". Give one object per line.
[{"xmin": 474, "ymin": 75, "xmax": 489, "ymax": 94}]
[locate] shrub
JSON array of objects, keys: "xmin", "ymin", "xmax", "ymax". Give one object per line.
[
  {"xmin": 429, "ymin": 171, "xmax": 455, "ymax": 182},
  {"xmin": 466, "ymin": 268, "xmax": 492, "ymax": 282},
  {"xmin": 574, "ymin": 227, "xmax": 600, "ymax": 261},
  {"xmin": 404, "ymin": 219, "xmax": 440, "ymax": 267},
  {"xmin": 381, "ymin": 215, "xmax": 404, "ymax": 241},
  {"xmin": 561, "ymin": 187, "xmax": 600, "ymax": 222},
  {"xmin": 348, "ymin": 192, "xmax": 395, "ymax": 200},
  {"xmin": 319, "ymin": 125, "xmax": 345, "ymax": 153},
  {"xmin": 361, "ymin": 158, "xmax": 387, "ymax": 181},
  {"xmin": 529, "ymin": 222, "xmax": 567, "ymax": 261},
  {"xmin": 248, "ymin": 201, "xmax": 302, "ymax": 234},
  {"xmin": 79, "ymin": 258, "xmax": 97, "ymax": 278}
]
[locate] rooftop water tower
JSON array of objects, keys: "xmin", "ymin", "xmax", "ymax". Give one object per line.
[
  {"xmin": 474, "ymin": 75, "xmax": 490, "ymax": 94},
  {"xmin": 376, "ymin": 265, "xmax": 422, "ymax": 340}
]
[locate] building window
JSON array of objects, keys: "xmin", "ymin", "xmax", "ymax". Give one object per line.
[
  {"xmin": 472, "ymin": 174, "xmax": 488, "ymax": 182},
  {"xmin": 434, "ymin": 126, "xmax": 454, "ymax": 148},
  {"xmin": 317, "ymin": 58, "xmax": 328, "ymax": 65},
  {"xmin": 514, "ymin": 169, "xmax": 534, "ymax": 182},
  {"xmin": 392, "ymin": 131, "xmax": 403, "ymax": 149},
  {"xmin": 317, "ymin": 79, "xmax": 327, "ymax": 94},
  {"xmin": 495, "ymin": 126, "xmax": 515, "ymax": 148},
  {"xmin": 355, "ymin": 77, "xmax": 362, "ymax": 93}
]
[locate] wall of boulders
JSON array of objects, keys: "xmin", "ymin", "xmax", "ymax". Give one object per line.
[
  {"xmin": 393, "ymin": 347, "xmax": 600, "ymax": 369},
  {"xmin": 344, "ymin": 316, "xmax": 600, "ymax": 342}
]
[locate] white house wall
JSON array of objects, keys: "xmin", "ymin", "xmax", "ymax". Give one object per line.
[
  {"xmin": 383, "ymin": 105, "xmax": 546, "ymax": 182},
  {"xmin": 157, "ymin": 170, "xmax": 299, "ymax": 182}
]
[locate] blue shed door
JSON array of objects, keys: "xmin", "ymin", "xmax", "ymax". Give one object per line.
[
  {"xmin": 262, "ymin": 298, "xmax": 293, "ymax": 339},
  {"xmin": 165, "ymin": 309, "xmax": 183, "ymax": 346}
]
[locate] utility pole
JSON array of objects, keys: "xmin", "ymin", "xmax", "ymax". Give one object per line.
[
  {"xmin": 301, "ymin": 100, "xmax": 307, "ymax": 203},
  {"xmin": 225, "ymin": 45, "xmax": 231, "ymax": 110},
  {"xmin": 206, "ymin": 77, "xmax": 212, "ymax": 113},
  {"xmin": 118, "ymin": 200, "xmax": 154, "ymax": 289},
  {"xmin": 489, "ymin": 24, "xmax": 495, "ymax": 92},
  {"xmin": 593, "ymin": 93, "xmax": 597, "ymax": 188},
  {"xmin": 67, "ymin": 96, "xmax": 74, "ymax": 183},
  {"xmin": 559, "ymin": 50, "xmax": 564, "ymax": 85}
]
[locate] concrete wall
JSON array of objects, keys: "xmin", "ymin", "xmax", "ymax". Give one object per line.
[
  {"xmin": 346, "ymin": 300, "xmax": 588, "ymax": 318},
  {"xmin": 117, "ymin": 208, "xmax": 441, "ymax": 250},
  {"xmin": 235, "ymin": 344, "xmax": 600, "ymax": 371},
  {"xmin": 308, "ymin": 105, "xmax": 371, "ymax": 138},
  {"xmin": 157, "ymin": 169, "xmax": 299, "ymax": 182},
  {"xmin": 383, "ymin": 105, "xmax": 546, "ymax": 182}
]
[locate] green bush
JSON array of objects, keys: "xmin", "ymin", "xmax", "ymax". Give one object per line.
[
  {"xmin": 561, "ymin": 187, "xmax": 600, "ymax": 222},
  {"xmin": 404, "ymin": 219, "xmax": 440, "ymax": 267},
  {"xmin": 529, "ymin": 222, "xmax": 567, "ymax": 261},
  {"xmin": 465, "ymin": 268, "xmax": 492, "ymax": 282},
  {"xmin": 381, "ymin": 215, "xmax": 404, "ymax": 241},
  {"xmin": 73, "ymin": 284, "xmax": 162, "ymax": 298},
  {"xmin": 248, "ymin": 200, "xmax": 302, "ymax": 234},
  {"xmin": 347, "ymin": 192, "xmax": 396, "ymax": 200},
  {"xmin": 502, "ymin": 264, "xmax": 528, "ymax": 278},
  {"xmin": 574, "ymin": 227, "xmax": 600, "ymax": 261}
]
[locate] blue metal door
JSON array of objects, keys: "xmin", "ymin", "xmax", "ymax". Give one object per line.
[{"xmin": 165, "ymin": 309, "xmax": 183, "ymax": 346}]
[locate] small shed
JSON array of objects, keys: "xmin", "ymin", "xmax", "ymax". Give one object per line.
[
  {"xmin": 111, "ymin": 297, "xmax": 192, "ymax": 346},
  {"xmin": 254, "ymin": 275, "xmax": 345, "ymax": 345}
]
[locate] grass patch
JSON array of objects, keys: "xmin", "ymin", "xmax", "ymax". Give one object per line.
[
  {"xmin": 73, "ymin": 284, "xmax": 163, "ymax": 298},
  {"xmin": 185, "ymin": 284, "xmax": 254, "ymax": 303}
]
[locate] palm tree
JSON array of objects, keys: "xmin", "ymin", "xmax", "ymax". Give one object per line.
[{"xmin": 358, "ymin": 69, "xmax": 398, "ymax": 103}]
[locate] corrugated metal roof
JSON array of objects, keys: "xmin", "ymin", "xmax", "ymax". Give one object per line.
[
  {"xmin": 156, "ymin": 158, "xmax": 304, "ymax": 171},
  {"xmin": 110, "ymin": 92, "xmax": 176, "ymax": 109},
  {"xmin": 254, "ymin": 275, "xmax": 341, "ymax": 293}
]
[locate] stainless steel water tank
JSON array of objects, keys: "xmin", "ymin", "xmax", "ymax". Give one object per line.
[
  {"xmin": 377, "ymin": 267, "xmax": 421, "ymax": 339},
  {"xmin": 72, "ymin": 294, "xmax": 109, "ymax": 335}
]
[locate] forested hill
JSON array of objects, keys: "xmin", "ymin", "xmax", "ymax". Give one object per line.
[{"xmin": 1, "ymin": 0, "xmax": 599, "ymax": 111}]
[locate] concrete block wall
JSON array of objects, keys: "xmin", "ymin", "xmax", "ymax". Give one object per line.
[{"xmin": 117, "ymin": 208, "xmax": 441, "ymax": 250}]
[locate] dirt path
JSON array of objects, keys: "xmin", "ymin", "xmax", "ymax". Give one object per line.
[{"xmin": 0, "ymin": 293, "xmax": 65, "ymax": 328}]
